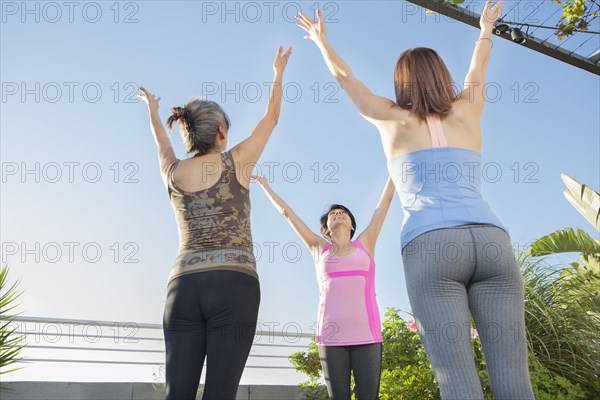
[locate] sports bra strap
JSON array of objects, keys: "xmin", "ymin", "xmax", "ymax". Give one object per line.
[
  {"xmin": 352, "ymin": 239, "xmax": 368, "ymax": 255},
  {"xmin": 425, "ymin": 114, "xmax": 448, "ymax": 148}
]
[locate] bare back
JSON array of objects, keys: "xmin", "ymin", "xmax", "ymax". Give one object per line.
[
  {"xmin": 375, "ymin": 98, "xmax": 483, "ymax": 159},
  {"xmin": 171, "ymin": 152, "xmax": 249, "ymax": 192}
]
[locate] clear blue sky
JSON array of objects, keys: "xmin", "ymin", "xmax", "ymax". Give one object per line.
[{"xmin": 2, "ymin": 0, "xmax": 599, "ymax": 385}]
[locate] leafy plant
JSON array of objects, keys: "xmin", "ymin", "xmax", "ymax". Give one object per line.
[
  {"xmin": 529, "ymin": 352, "xmax": 586, "ymax": 400},
  {"xmin": 0, "ymin": 264, "xmax": 25, "ymax": 382},
  {"xmin": 289, "ymin": 340, "xmax": 328, "ymax": 400},
  {"xmin": 560, "ymin": 173, "xmax": 600, "ymax": 232},
  {"xmin": 379, "ymin": 309, "xmax": 440, "ymax": 399},
  {"xmin": 531, "ymin": 173, "xmax": 600, "ymax": 275},
  {"xmin": 521, "ymin": 254, "xmax": 599, "ymax": 396},
  {"xmin": 552, "ymin": 0, "xmax": 600, "ymax": 39},
  {"xmin": 290, "ymin": 253, "xmax": 599, "ymax": 398},
  {"xmin": 436, "ymin": 0, "xmax": 599, "ymax": 39},
  {"xmin": 527, "ymin": 174, "xmax": 600, "ymax": 396}
]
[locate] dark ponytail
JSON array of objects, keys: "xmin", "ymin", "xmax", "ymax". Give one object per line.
[{"xmin": 167, "ymin": 106, "xmax": 194, "ymax": 136}]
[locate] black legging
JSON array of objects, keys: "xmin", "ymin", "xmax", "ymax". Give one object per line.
[
  {"xmin": 162, "ymin": 270, "xmax": 260, "ymax": 400},
  {"xmin": 318, "ymin": 342, "xmax": 382, "ymax": 399}
]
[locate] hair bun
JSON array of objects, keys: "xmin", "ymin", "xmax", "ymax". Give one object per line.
[{"xmin": 167, "ymin": 106, "xmax": 190, "ymax": 131}]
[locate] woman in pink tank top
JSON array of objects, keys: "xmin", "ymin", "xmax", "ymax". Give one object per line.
[{"xmin": 253, "ymin": 175, "xmax": 395, "ymax": 399}]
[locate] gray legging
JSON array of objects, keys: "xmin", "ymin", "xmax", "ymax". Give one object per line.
[
  {"xmin": 401, "ymin": 224, "xmax": 534, "ymax": 400},
  {"xmin": 318, "ymin": 342, "xmax": 382, "ymax": 399}
]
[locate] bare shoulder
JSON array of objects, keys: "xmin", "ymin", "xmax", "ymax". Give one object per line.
[
  {"xmin": 441, "ymin": 103, "xmax": 483, "ymax": 149},
  {"xmin": 453, "ymin": 92, "xmax": 485, "ymax": 119},
  {"xmin": 372, "ymin": 107, "xmax": 423, "ymax": 157},
  {"xmin": 173, "ymin": 153, "xmax": 223, "ymax": 188},
  {"xmin": 447, "ymin": 100, "xmax": 481, "ymax": 129},
  {"xmin": 356, "ymin": 233, "xmax": 375, "ymax": 256},
  {"xmin": 371, "ymin": 106, "xmax": 414, "ymax": 141},
  {"xmin": 371, "ymin": 104, "xmax": 411, "ymax": 125}
]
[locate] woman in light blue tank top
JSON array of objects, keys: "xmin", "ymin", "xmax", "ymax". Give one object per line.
[{"xmin": 296, "ymin": 1, "xmax": 535, "ymax": 399}]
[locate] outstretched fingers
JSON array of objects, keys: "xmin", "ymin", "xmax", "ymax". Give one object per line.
[
  {"xmin": 316, "ymin": 9, "xmax": 324, "ymax": 26},
  {"xmin": 275, "ymin": 46, "xmax": 292, "ymax": 62},
  {"xmin": 296, "ymin": 11, "xmax": 315, "ymax": 26},
  {"xmin": 282, "ymin": 47, "xmax": 292, "ymax": 61},
  {"xmin": 137, "ymin": 86, "xmax": 160, "ymax": 107},
  {"xmin": 482, "ymin": 0, "xmax": 503, "ymax": 23},
  {"xmin": 137, "ymin": 86, "xmax": 149, "ymax": 102},
  {"xmin": 296, "ymin": 18, "xmax": 311, "ymax": 33}
]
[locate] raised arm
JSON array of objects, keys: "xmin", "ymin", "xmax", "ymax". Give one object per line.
[
  {"xmin": 296, "ymin": 10, "xmax": 395, "ymax": 123},
  {"xmin": 231, "ymin": 46, "xmax": 292, "ymax": 185},
  {"xmin": 252, "ymin": 175, "xmax": 328, "ymax": 251},
  {"xmin": 356, "ymin": 176, "xmax": 395, "ymax": 256},
  {"xmin": 459, "ymin": 0, "xmax": 504, "ymax": 113},
  {"xmin": 138, "ymin": 87, "xmax": 178, "ymax": 186}
]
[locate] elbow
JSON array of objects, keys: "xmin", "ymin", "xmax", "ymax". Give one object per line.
[
  {"xmin": 265, "ymin": 111, "xmax": 279, "ymax": 125},
  {"xmin": 334, "ymin": 72, "xmax": 351, "ymax": 88}
]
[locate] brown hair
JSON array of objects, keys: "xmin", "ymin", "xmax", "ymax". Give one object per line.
[
  {"xmin": 394, "ymin": 47, "xmax": 459, "ymax": 121},
  {"xmin": 319, "ymin": 204, "xmax": 356, "ymax": 240},
  {"xmin": 166, "ymin": 98, "xmax": 231, "ymax": 156}
]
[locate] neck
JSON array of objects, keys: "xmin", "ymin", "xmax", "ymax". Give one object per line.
[
  {"xmin": 329, "ymin": 229, "xmax": 352, "ymax": 248},
  {"xmin": 209, "ymin": 143, "xmax": 223, "ymax": 154},
  {"xmin": 195, "ymin": 147, "xmax": 222, "ymax": 157}
]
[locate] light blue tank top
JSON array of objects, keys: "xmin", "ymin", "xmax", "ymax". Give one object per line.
[{"xmin": 387, "ymin": 114, "xmax": 508, "ymax": 250}]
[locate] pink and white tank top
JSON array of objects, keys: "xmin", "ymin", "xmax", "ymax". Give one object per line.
[{"xmin": 315, "ymin": 239, "xmax": 383, "ymax": 346}]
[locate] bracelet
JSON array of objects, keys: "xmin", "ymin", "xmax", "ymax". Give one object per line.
[{"xmin": 476, "ymin": 37, "xmax": 493, "ymax": 46}]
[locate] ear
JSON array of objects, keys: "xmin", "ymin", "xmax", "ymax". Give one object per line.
[{"xmin": 217, "ymin": 125, "xmax": 227, "ymax": 140}]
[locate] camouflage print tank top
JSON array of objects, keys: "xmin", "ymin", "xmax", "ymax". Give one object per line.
[{"xmin": 166, "ymin": 150, "xmax": 257, "ymax": 285}]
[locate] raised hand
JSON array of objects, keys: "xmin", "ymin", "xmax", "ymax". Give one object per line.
[
  {"xmin": 273, "ymin": 45, "xmax": 292, "ymax": 75},
  {"xmin": 296, "ymin": 9, "xmax": 327, "ymax": 44},
  {"xmin": 480, "ymin": 0, "xmax": 503, "ymax": 33},
  {"xmin": 138, "ymin": 86, "xmax": 160, "ymax": 114}
]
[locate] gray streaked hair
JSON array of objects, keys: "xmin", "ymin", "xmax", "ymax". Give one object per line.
[{"xmin": 167, "ymin": 97, "xmax": 231, "ymax": 156}]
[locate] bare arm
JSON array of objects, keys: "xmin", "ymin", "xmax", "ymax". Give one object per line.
[
  {"xmin": 296, "ymin": 10, "xmax": 396, "ymax": 123},
  {"xmin": 459, "ymin": 0, "xmax": 504, "ymax": 113},
  {"xmin": 357, "ymin": 176, "xmax": 395, "ymax": 256},
  {"xmin": 252, "ymin": 176, "xmax": 328, "ymax": 251},
  {"xmin": 231, "ymin": 46, "xmax": 292, "ymax": 185},
  {"xmin": 138, "ymin": 87, "xmax": 178, "ymax": 186}
]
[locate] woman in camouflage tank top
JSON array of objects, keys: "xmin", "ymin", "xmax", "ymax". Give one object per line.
[{"xmin": 138, "ymin": 45, "xmax": 292, "ymax": 400}]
